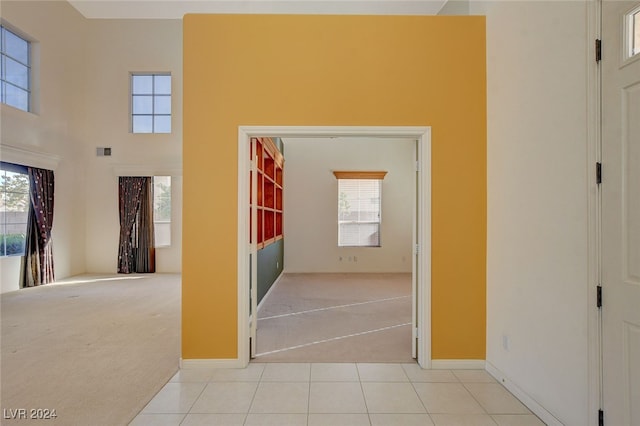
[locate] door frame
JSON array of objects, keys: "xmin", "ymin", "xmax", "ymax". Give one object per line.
[
  {"xmin": 588, "ymin": 1, "xmax": 602, "ymax": 424},
  {"xmin": 596, "ymin": 1, "xmax": 640, "ymax": 424},
  {"xmin": 237, "ymin": 125, "xmax": 431, "ymax": 368}
]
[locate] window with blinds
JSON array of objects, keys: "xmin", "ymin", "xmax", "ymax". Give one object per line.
[{"xmin": 337, "ymin": 178, "xmax": 382, "ymax": 247}]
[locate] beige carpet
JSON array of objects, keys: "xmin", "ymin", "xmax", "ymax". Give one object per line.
[
  {"xmin": 0, "ymin": 274, "xmax": 180, "ymax": 426},
  {"xmin": 255, "ymin": 273, "xmax": 414, "ymax": 363}
]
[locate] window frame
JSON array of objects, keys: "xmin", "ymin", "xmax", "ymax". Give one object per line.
[
  {"xmin": 0, "ymin": 24, "xmax": 31, "ymax": 112},
  {"xmin": 153, "ymin": 176, "xmax": 171, "ymax": 248},
  {"xmin": 626, "ymin": 4, "xmax": 640, "ymax": 60},
  {"xmin": 333, "ymin": 171, "xmax": 387, "ymax": 248},
  {"xmin": 130, "ymin": 73, "xmax": 172, "ymax": 134}
]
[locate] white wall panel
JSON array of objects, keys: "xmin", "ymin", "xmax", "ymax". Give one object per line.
[
  {"xmin": 0, "ymin": 3, "xmax": 183, "ymax": 292},
  {"xmin": 472, "ymin": 1, "xmax": 591, "ymax": 425},
  {"xmin": 0, "ymin": 1, "xmax": 88, "ymax": 292},
  {"xmin": 82, "ymin": 18, "xmax": 183, "ymax": 273},
  {"xmin": 283, "ymin": 137, "xmax": 414, "ymax": 273}
]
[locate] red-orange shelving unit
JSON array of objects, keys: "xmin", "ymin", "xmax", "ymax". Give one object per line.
[{"xmin": 249, "ymin": 137, "xmax": 284, "ymax": 249}]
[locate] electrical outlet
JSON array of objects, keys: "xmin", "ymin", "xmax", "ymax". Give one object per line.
[{"xmin": 354, "ymin": 256, "xmax": 358, "ymax": 262}]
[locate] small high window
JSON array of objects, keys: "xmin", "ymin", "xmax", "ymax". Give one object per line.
[
  {"xmin": 0, "ymin": 25, "xmax": 31, "ymax": 112},
  {"xmin": 131, "ymin": 73, "xmax": 171, "ymax": 133},
  {"xmin": 627, "ymin": 5, "xmax": 640, "ymax": 58}
]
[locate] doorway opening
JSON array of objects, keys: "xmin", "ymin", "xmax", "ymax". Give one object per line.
[{"xmin": 237, "ymin": 126, "xmax": 431, "ymax": 368}]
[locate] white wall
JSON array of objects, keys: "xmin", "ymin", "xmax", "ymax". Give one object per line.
[
  {"xmin": 1, "ymin": 2, "xmax": 183, "ymax": 293},
  {"xmin": 1, "ymin": 1, "xmax": 88, "ymax": 292},
  {"xmin": 467, "ymin": 2, "xmax": 591, "ymax": 425},
  {"xmin": 438, "ymin": 0, "xmax": 469, "ymax": 15},
  {"xmin": 283, "ymin": 137, "xmax": 414, "ymax": 273},
  {"xmin": 82, "ymin": 18, "xmax": 183, "ymax": 273}
]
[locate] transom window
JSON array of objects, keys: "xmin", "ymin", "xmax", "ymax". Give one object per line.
[
  {"xmin": 627, "ymin": 5, "xmax": 640, "ymax": 58},
  {"xmin": 131, "ymin": 73, "xmax": 171, "ymax": 133},
  {"xmin": 334, "ymin": 171, "xmax": 387, "ymax": 247},
  {"xmin": 0, "ymin": 24, "xmax": 31, "ymax": 112},
  {"xmin": 0, "ymin": 162, "xmax": 29, "ymax": 257}
]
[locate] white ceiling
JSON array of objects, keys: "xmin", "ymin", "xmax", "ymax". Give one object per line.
[{"xmin": 67, "ymin": 0, "xmax": 449, "ymax": 19}]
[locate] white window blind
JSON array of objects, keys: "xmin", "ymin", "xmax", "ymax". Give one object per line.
[{"xmin": 338, "ymin": 179, "xmax": 382, "ymax": 247}]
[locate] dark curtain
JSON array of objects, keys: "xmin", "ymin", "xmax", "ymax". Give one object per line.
[
  {"xmin": 136, "ymin": 178, "xmax": 155, "ymax": 272},
  {"xmin": 117, "ymin": 177, "xmax": 155, "ymax": 273},
  {"xmin": 21, "ymin": 167, "xmax": 55, "ymax": 287}
]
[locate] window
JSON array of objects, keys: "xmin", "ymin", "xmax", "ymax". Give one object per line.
[
  {"xmin": 334, "ymin": 171, "xmax": 387, "ymax": 247},
  {"xmin": 1, "ymin": 24, "xmax": 31, "ymax": 112},
  {"xmin": 131, "ymin": 73, "xmax": 171, "ymax": 133},
  {"xmin": 153, "ymin": 176, "xmax": 171, "ymax": 247},
  {"xmin": 0, "ymin": 162, "xmax": 29, "ymax": 256},
  {"xmin": 631, "ymin": 6, "xmax": 640, "ymax": 57}
]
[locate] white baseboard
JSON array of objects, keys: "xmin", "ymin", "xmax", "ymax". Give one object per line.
[
  {"xmin": 180, "ymin": 358, "xmax": 246, "ymax": 369},
  {"xmin": 485, "ymin": 361, "xmax": 563, "ymax": 426},
  {"xmin": 256, "ymin": 271, "xmax": 284, "ymax": 313},
  {"xmin": 431, "ymin": 359, "xmax": 486, "ymax": 369}
]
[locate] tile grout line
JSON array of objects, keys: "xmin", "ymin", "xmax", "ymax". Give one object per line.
[
  {"xmin": 403, "ymin": 364, "xmax": 433, "ymax": 421},
  {"xmin": 307, "ymin": 363, "xmax": 312, "ymax": 426},
  {"xmin": 354, "ymin": 363, "xmax": 373, "ymax": 425},
  {"xmin": 462, "ymin": 380, "xmax": 535, "ymax": 419},
  {"xmin": 241, "ymin": 364, "xmax": 265, "ymax": 426},
  {"xmin": 180, "ymin": 380, "xmax": 209, "ymax": 423},
  {"xmin": 458, "ymin": 379, "xmax": 497, "ymax": 422}
]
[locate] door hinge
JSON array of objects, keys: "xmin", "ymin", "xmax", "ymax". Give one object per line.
[
  {"xmin": 414, "ymin": 244, "xmax": 419, "ymax": 255},
  {"xmin": 599, "ymin": 409, "xmax": 604, "ymax": 426},
  {"xmin": 596, "ymin": 162, "xmax": 602, "ymax": 185},
  {"xmin": 415, "ymin": 161, "xmax": 420, "ymax": 172},
  {"xmin": 597, "ymin": 285, "xmax": 603, "ymax": 309},
  {"xmin": 595, "ymin": 39, "xmax": 602, "ymax": 62}
]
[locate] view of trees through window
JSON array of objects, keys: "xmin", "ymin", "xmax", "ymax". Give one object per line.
[{"xmin": 0, "ymin": 168, "xmax": 29, "ymax": 256}]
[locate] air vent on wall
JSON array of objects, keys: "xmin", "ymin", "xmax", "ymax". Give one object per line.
[{"xmin": 96, "ymin": 147, "xmax": 112, "ymax": 156}]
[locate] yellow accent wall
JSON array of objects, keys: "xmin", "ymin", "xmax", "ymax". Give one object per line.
[{"xmin": 183, "ymin": 14, "xmax": 486, "ymax": 360}]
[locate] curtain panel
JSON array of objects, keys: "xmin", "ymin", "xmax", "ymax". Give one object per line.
[
  {"xmin": 117, "ymin": 177, "xmax": 155, "ymax": 273},
  {"xmin": 21, "ymin": 167, "xmax": 55, "ymax": 287},
  {"xmin": 136, "ymin": 178, "xmax": 155, "ymax": 273}
]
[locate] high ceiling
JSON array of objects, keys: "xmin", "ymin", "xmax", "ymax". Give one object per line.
[{"xmin": 67, "ymin": 0, "xmax": 449, "ymax": 19}]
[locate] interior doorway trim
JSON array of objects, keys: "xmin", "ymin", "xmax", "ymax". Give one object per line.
[{"xmin": 237, "ymin": 126, "xmax": 431, "ymax": 368}]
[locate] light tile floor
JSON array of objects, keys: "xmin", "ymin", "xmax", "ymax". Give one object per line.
[{"xmin": 129, "ymin": 363, "xmax": 547, "ymax": 426}]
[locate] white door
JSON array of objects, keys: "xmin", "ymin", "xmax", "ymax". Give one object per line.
[
  {"xmin": 250, "ymin": 138, "xmax": 258, "ymax": 358},
  {"xmin": 601, "ymin": 2, "xmax": 640, "ymax": 424}
]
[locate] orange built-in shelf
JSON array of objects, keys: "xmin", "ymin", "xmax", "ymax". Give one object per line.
[{"xmin": 249, "ymin": 137, "xmax": 284, "ymax": 249}]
